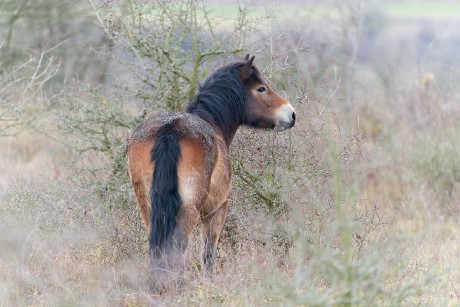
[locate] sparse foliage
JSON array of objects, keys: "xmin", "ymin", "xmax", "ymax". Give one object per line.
[
  {"xmin": 0, "ymin": 46, "xmax": 59, "ymax": 136},
  {"xmin": 92, "ymin": 0, "xmax": 256, "ymax": 111}
]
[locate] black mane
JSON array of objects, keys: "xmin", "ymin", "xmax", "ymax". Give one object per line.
[{"xmin": 185, "ymin": 61, "xmax": 257, "ymax": 142}]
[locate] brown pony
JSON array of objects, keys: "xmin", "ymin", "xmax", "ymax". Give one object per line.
[{"xmin": 127, "ymin": 55, "xmax": 295, "ymax": 292}]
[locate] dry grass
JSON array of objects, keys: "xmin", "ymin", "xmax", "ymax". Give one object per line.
[
  {"xmin": 1, "ymin": 1, "xmax": 460, "ymax": 306},
  {"xmin": 1, "ymin": 93, "xmax": 458, "ymax": 305}
]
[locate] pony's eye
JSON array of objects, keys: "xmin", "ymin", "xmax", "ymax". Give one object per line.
[{"xmin": 257, "ymin": 86, "xmax": 266, "ymax": 93}]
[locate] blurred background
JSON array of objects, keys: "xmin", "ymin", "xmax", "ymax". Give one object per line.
[{"xmin": 1, "ymin": 0, "xmax": 459, "ymax": 305}]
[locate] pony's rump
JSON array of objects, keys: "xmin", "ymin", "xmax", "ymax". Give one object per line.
[{"xmin": 149, "ymin": 123, "xmax": 181, "ymax": 253}]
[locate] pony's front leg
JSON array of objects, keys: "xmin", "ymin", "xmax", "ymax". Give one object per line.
[{"xmin": 201, "ymin": 201, "xmax": 228, "ymax": 275}]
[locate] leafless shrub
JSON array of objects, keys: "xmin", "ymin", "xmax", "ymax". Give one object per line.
[{"xmin": 0, "ymin": 46, "xmax": 60, "ymax": 136}]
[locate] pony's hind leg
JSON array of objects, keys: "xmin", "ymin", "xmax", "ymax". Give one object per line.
[
  {"xmin": 127, "ymin": 140, "xmax": 154, "ymax": 231},
  {"xmin": 150, "ymin": 137, "xmax": 207, "ymax": 293},
  {"xmin": 150, "ymin": 205, "xmax": 200, "ymax": 293},
  {"xmin": 201, "ymin": 201, "xmax": 228, "ymax": 274},
  {"xmin": 131, "ymin": 179, "xmax": 151, "ymax": 230}
]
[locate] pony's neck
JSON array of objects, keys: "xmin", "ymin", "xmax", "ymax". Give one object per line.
[
  {"xmin": 185, "ymin": 64, "xmax": 246, "ymax": 148},
  {"xmin": 188, "ymin": 107, "xmax": 240, "ymax": 147}
]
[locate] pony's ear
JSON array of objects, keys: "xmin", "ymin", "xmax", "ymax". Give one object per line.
[
  {"xmin": 240, "ymin": 55, "xmax": 255, "ymax": 80},
  {"xmin": 243, "ymin": 54, "xmax": 250, "ymax": 61}
]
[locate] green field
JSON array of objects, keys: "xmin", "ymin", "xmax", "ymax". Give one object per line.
[{"xmin": 205, "ymin": 2, "xmax": 460, "ymax": 19}]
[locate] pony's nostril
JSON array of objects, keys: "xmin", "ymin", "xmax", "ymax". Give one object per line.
[{"xmin": 292, "ymin": 112, "xmax": 296, "ymax": 122}]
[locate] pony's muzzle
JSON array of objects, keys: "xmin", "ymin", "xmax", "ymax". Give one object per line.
[{"xmin": 274, "ymin": 104, "xmax": 296, "ymax": 131}]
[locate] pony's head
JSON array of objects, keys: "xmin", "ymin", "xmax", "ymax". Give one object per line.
[{"xmin": 240, "ymin": 54, "xmax": 296, "ymax": 131}]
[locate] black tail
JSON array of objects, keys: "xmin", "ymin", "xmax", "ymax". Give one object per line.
[{"xmin": 149, "ymin": 123, "xmax": 181, "ymax": 253}]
